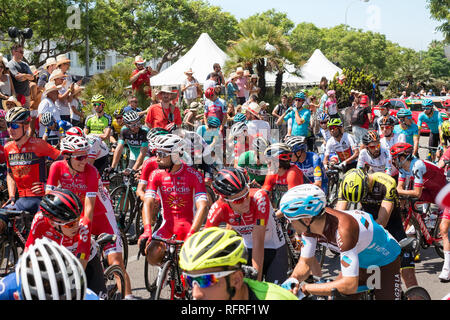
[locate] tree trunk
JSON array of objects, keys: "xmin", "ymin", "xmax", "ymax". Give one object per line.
[
  {"xmin": 257, "ymin": 58, "xmax": 266, "ymax": 98},
  {"xmin": 275, "ymin": 70, "xmax": 283, "ymax": 97}
]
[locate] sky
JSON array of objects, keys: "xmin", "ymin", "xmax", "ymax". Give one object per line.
[{"xmin": 207, "ymin": 0, "xmax": 445, "ymax": 52}]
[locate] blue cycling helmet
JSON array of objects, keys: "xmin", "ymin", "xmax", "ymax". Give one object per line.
[
  {"xmin": 279, "ymin": 185, "xmax": 327, "ymax": 221},
  {"xmin": 207, "ymin": 116, "xmax": 221, "ymax": 128},
  {"xmin": 234, "ymin": 113, "xmax": 246, "ymax": 123},
  {"xmin": 396, "ymin": 108, "xmax": 412, "ymax": 118},
  {"xmin": 421, "ymin": 99, "xmax": 433, "ymax": 108},
  {"xmin": 294, "ymin": 92, "xmax": 306, "ymax": 100},
  {"xmin": 317, "ymin": 112, "xmax": 330, "ymax": 122}
]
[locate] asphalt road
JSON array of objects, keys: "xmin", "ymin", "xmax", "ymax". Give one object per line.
[{"xmin": 122, "ymin": 135, "xmax": 449, "ymax": 300}]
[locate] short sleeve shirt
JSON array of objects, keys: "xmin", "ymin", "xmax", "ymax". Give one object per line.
[
  {"xmin": 145, "ymin": 104, "xmax": 182, "ymax": 129},
  {"xmin": 6, "ymin": 59, "xmax": 32, "ymax": 96},
  {"xmin": 284, "ymin": 108, "xmax": 311, "ymax": 137}
]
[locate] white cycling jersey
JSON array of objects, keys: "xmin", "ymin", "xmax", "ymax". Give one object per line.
[
  {"xmin": 87, "ymin": 134, "xmax": 109, "ymax": 160},
  {"xmin": 357, "ymin": 146, "xmax": 393, "ymax": 174},
  {"xmin": 324, "ymin": 132, "xmax": 358, "ymax": 163}
]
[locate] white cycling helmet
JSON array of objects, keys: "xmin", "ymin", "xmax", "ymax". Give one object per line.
[
  {"xmin": 123, "ymin": 110, "xmax": 140, "ymax": 124},
  {"xmin": 60, "ymin": 135, "xmax": 90, "ymax": 154},
  {"xmin": 40, "ymin": 112, "xmax": 54, "ymax": 126},
  {"xmin": 66, "ymin": 126, "xmax": 85, "ymax": 137},
  {"xmin": 153, "ymin": 133, "xmax": 186, "ymax": 153},
  {"xmin": 229, "ymin": 122, "xmax": 248, "ymax": 138},
  {"xmin": 279, "ymin": 184, "xmax": 327, "ymax": 221},
  {"xmin": 252, "ymin": 136, "xmax": 270, "ymax": 153},
  {"xmin": 16, "ymin": 238, "xmax": 87, "ymax": 300}
]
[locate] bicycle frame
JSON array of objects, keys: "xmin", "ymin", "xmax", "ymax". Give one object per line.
[{"xmin": 402, "ymin": 201, "xmax": 442, "ymax": 246}]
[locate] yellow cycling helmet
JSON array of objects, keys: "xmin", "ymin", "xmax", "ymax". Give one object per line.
[
  {"xmin": 340, "ymin": 168, "xmax": 369, "ymax": 203},
  {"xmin": 91, "ymin": 94, "xmax": 105, "ymax": 104},
  {"xmin": 442, "ymin": 120, "xmax": 450, "ymax": 136},
  {"xmin": 179, "ymin": 227, "xmax": 248, "ymax": 271}
]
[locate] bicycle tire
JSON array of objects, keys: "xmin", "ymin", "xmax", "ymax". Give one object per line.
[
  {"xmin": 432, "ymin": 216, "xmax": 444, "ymax": 259},
  {"xmin": 154, "ymin": 260, "xmax": 173, "ymax": 300},
  {"xmin": 404, "ymin": 217, "xmax": 422, "ymax": 258},
  {"xmin": 110, "ymin": 185, "xmax": 135, "ymax": 233},
  {"xmin": 104, "ymin": 264, "xmax": 126, "ymax": 300},
  {"xmin": 119, "ymin": 229, "xmax": 129, "ymax": 269},
  {"xmin": 403, "ymin": 285, "xmax": 431, "ymax": 300},
  {"xmin": 0, "ymin": 238, "xmax": 19, "ymax": 276},
  {"xmin": 144, "ymin": 259, "xmax": 160, "ymax": 294},
  {"xmin": 109, "ymin": 173, "xmax": 124, "ymax": 192}
]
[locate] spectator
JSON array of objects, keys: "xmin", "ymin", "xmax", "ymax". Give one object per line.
[
  {"xmin": 258, "ymin": 101, "xmax": 269, "ymax": 122},
  {"xmin": 318, "ymin": 76, "xmax": 328, "ymax": 113},
  {"xmin": 68, "ymin": 84, "xmax": 85, "ymax": 128},
  {"xmin": 2, "ymin": 96, "xmax": 21, "ymax": 111},
  {"xmin": 248, "ymin": 74, "xmax": 260, "ymax": 98},
  {"xmin": 235, "ymin": 67, "xmax": 248, "ymax": 105},
  {"xmin": 0, "ymin": 54, "xmax": 15, "ymax": 103},
  {"xmin": 272, "ymin": 94, "xmax": 290, "ymax": 139},
  {"xmin": 37, "ymin": 82, "xmax": 62, "ymax": 138},
  {"xmin": 276, "ymin": 92, "xmax": 310, "ymax": 142},
  {"xmin": 206, "ymin": 63, "xmax": 225, "ymax": 87},
  {"xmin": 309, "ymin": 95, "xmax": 320, "ymax": 136},
  {"xmin": 183, "ymin": 101, "xmax": 202, "ymax": 131},
  {"xmin": 181, "ymin": 68, "xmax": 200, "ymax": 107},
  {"xmin": 145, "ymin": 86, "xmax": 181, "ymax": 129},
  {"xmin": 29, "ymin": 66, "xmax": 42, "ymax": 134},
  {"xmin": 130, "ymin": 55, "xmax": 157, "ymax": 99},
  {"xmin": 324, "ymin": 90, "xmax": 339, "ymax": 119},
  {"xmin": 440, "ymin": 86, "xmax": 447, "ymax": 96},
  {"xmin": 370, "ymin": 77, "xmax": 378, "ymax": 106},
  {"xmin": 49, "ymin": 69, "xmax": 72, "ymax": 122},
  {"xmin": 226, "ymin": 72, "xmax": 239, "ymax": 108},
  {"xmin": 7, "ymin": 44, "xmax": 34, "ymax": 107},
  {"xmin": 351, "ymin": 95, "xmax": 373, "ymax": 146},
  {"xmin": 37, "ymin": 57, "xmax": 57, "ymax": 90},
  {"xmin": 123, "ymin": 95, "xmax": 146, "ymax": 117},
  {"xmin": 399, "ymin": 91, "xmax": 407, "ymax": 99},
  {"xmin": 204, "ymin": 72, "xmax": 218, "ymax": 93}
]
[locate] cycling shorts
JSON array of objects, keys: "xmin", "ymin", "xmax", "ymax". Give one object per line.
[
  {"xmin": 5, "ymin": 197, "xmax": 42, "ymax": 215},
  {"xmin": 247, "ymin": 244, "xmax": 288, "ymax": 285},
  {"xmin": 90, "ymin": 207, "xmax": 123, "ymax": 256},
  {"xmin": 154, "ymin": 220, "xmax": 192, "ymax": 241},
  {"xmin": 429, "ymin": 132, "xmax": 440, "ymax": 149}
]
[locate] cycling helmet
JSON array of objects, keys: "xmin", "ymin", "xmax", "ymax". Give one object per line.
[
  {"xmin": 146, "ymin": 127, "xmax": 169, "ymax": 142},
  {"xmin": 212, "ymin": 167, "xmax": 248, "ymax": 197},
  {"xmin": 152, "ymin": 133, "xmax": 186, "ymax": 153},
  {"xmin": 294, "ymin": 92, "xmax": 306, "ymax": 100},
  {"xmin": 123, "ymin": 110, "xmax": 140, "ymax": 124},
  {"xmin": 252, "ymin": 136, "xmax": 270, "ymax": 153},
  {"xmin": 340, "ymin": 169, "xmax": 369, "ymax": 203},
  {"xmin": 285, "ymin": 135, "xmax": 307, "ymax": 153},
  {"xmin": 362, "ymin": 130, "xmax": 379, "ymax": 145},
  {"xmin": 379, "ymin": 115, "xmax": 396, "ymax": 127},
  {"xmin": 65, "ymin": 126, "xmax": 85, "ymax": 137},
  {"xmin": 229, "ymin": 121, "xmax": 248, "ymax": 138},
  {"xmin": 421, "ymin": 99, "xmax": 434, "ymax": 108},
  {"xmin": 179, "ymin": 227, "xmax": 248, "ymax": 271},
  {"xmin": 233, "ymin": 113, "xmax": 246, "ymax": 123},
  {"xmin": 0, "ymin": 109, "xmax": 6, "ymax": 118},
  {"xmin": 317, "ymin": 112, "xmax": 330, "ymax": 122},
  {"xmin": 440, "ymin": 112, "xmax": 449, "ymax": 122},
  {"xmin": 379, "ymin": 100, "xmax": 392, "ymax": 109},
  {"xmin": 5, "ymin": 106, "xmax": 30, "ymax": 123},
  {"xmin": 396, "ymin": 108, "xmax": 412, "ymax": 118},
  {"xmin": 16, "ymin": 238, "xmax": 87, "ymax": 300},
  {"xmin": 390, "ymin": 142, "xmax": 413, "ymax": 159},
  {"xmin": 327, "ymin": 118, "xmax": 343, "ymax": 127},
  {"xmin": 205, "ymin": 87, "xmax": 216, "ymax": 100},
  {"xmin": 263, "ymin": 143, "xmax": 292, "ymax": 161},
  {"xmin": 40, "ymin": 189, "xmax": 83, "ymax": 224},
  {"xmin": 279, "ymin": 184, "xmax": 326, "ymax": 220},
  {"xmin": 91, "ymin": 94, "xmax": 105, "ymax": 104},
  {"xmin": 442, "ymin": 120, "xmax": 450, "ymax": 136},
  {"xmin": 39, "ymin": 112, "xmax": 54, "ymax": 126},
  {"xmin": 60, "ymin": 135, "xmax": 90, "ymax": 154},
  {"xmin": 444, "ymin": 99, "xmax": 450, "ymax": 108},
  {"xmin": 113, "ymin": 108, "xmax": 124, "ymax": 118},
  {"xmin": 207, "ymin": 116, "xmax": 221, "ymax": 128}
]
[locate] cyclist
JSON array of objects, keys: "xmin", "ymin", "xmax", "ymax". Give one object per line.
[
  {"xmin": 3, "ymin": 107, "xmax": 61, "ymax": 215},
  {"xmin": 84, "ymin": 94, "xmax": 113, "ymax": 143},
  {"xmin": 111, "ymin": 110, "xmax": 148, "ymax": 171},
  {"xmin": 417, "ymin": 99, "xmax": 440, "ymax": 162},
  {"xmin": 373, "ymin": 100, "xmax": 393, "ymax": 135},
  {"xmin": 393, "ymin": 108, "xmax": 419, "ymax": 157},
  {"xmin": 205, "ymin": 167, "xmax": 287, "ymax": 283},
  {"xmin": 236, "ymin": 136, "xmax": 269, "ymax": 188},
  {"xmin": 204, "ymin": 87, "xmax": 228, "ymax": 133},
  {"xmin": 435, "ymin": 184, "xmax": 450, "ymax": 282},
  {"xmin": 357, "ymin": 130, "xmax": 393, "ymax": 174},
  {"xmin": 0, "ymin": 238, "xmax": 99, "ymax": 300},
  {"xmin": 233, "ymin": 112, "xmax": 247, "ymax": 123},
  {"xmin": 46, "ymin": 135, "xmax": 136, "ymax": 299},
  {"xmin": 439, "ymin": 119, "xmax": 450, "ymax": 155},
  {"xmin": 196, "ymin": 116, "xmax": 221, "ymax": 150},
  {"xmin": 138, "ymin": 134, "xmax": 208, "ymax": 266},
  {"xmin": 39, "ymin": 111, "xmax": 72, "ymax": 145},
  {"xmin": 179, "ymin": 227, "xmax": 297, "ymax": 300},
  {"xmin": 110, "ymin": 108, "xmax": 125, "ymax": 145},
  {"xmin": 279, "ymin": 184, "xmax": 402, "ymax": 300},
  {"xmin": 285, "ymin": 135, "xmax": 328, "ymax": 194},
  {"xmin": 229, "ymin": 121, "xmax": 249, "ymax": 167},
  {"xmin": 262, "ymin": 143, "xmax": 304, "ymax": 209},
  {"xmin": 336, "ymin": 169, "xmax": 419, "ymax": 288},
  {"xmin": 316, "ymin": 112, "xmax": 331, "ymax": 154},
  {"xmin": 25, "ymin": 189, "xmax": 107, "ymax": 296},
  {"xmin": 322, "ymin": 118, "xmax": 359, "ymax": 173}
]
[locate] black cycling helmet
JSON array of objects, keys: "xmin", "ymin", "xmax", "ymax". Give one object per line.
[
  {"xmin": 362, "ymin": 130, "xmax": 379, "ymax": 146},
  {"xmin": 113, "ymin": 108, "xmax": 124, "ymax": 118},
  {"xmin": 212, "ymin": 167, "xmax": 249, "ymax": 197},
  {"xmin": 379, "ymin": 115, "xmax": 396, "ymax": 127},
  {"xmin": 40, "ymin": 189, "xmax": 83, "ymax": 224}
]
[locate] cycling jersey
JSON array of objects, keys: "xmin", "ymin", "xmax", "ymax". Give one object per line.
[
  {"xmin": 398, "ymin": 157, "xmax": 447, "ymax": 203},
  {"xmin": 393, "ymin": 123, "xmax": 419, "ymax": 146},
  {"xmin": 85, "ymin": 113, "xmax": 112, "ymax": 135},
  {"xmin": 244, "ymin": 278, "xmax": 298, "ymax": 300},
  {"xmin": 0, "ymin": 144, "xmax": 5, "ymax": 163},
  {"xmin": 139, "ymin": 157, "xmax": 159, "ymax": 186},
  {"xmin": 417, "ymin": 110, "xmax": 440, "ymax": 134},
  {"xmin": 86, "ymin": 134, "xmax": 109, "ymax": 160},
  {"xmin": 357, "ymin": 146, "xmax": 393, "ymax": 174},
  {"xmin": 42, "ymin": 120, "xmax": 73, "ymax": 139},
  {"xmin": 118, "ymin": 126, "xmax": 149, "ymax": 161},
  {"xmin": 145, "ymin": 164, "xmax": 207, "ymax": 241},
  {"xmin": 111, "ymin": 119, "xmax": 123, "ymax": 136},
  {"xmin": 204, "ymin": 98, "xmax": 227, "ymax": 123},
  {"xmin": 0, "ymin": 272, "xmax": 99, "ymax": 300},
  {"xmin": 237, "ymin": 151, "xmax": 268, "ymax": 185},
  {"xmin": 262, "ymin": 165, "xmax": 304, "ymax": 208},
  {"xmin": 324, "ymin": 132, "xmax": 358, "ymax": 164},
  {"xmin": 4, "ymin": 137, "xmax": 60, "ymax": 197},
  {"xmin": 205, "ymin": 189, "xmax": 285, "ymax": 249},
  {"xmin": 293, "ymin": 151, "xmax": 328, "ymax": 194}
]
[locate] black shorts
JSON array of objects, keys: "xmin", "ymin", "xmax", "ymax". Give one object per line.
[
  {"xmin": 429, "ymin": 132, "xmax": 439, "ymax": 149},
  {"xmin": 93, "ymin": 155, "xmax": 109, "ymax": 176}
]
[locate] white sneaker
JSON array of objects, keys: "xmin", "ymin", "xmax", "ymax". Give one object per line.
[
  {"xmin": 439, "ymin": 268, "xmax": 450, "ymax": 282},
  {"xmin": 406, "ymin": 225, "xmax": 416, "ymax": 235}
]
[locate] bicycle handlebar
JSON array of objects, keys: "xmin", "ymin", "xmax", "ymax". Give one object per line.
[
  {"xmin": 152, "ymin": 234, "xmax": 185, "ymax": 246},
  {"xmin": 0, "ymin": 208, "xmax": 32, "ymax": 219}
]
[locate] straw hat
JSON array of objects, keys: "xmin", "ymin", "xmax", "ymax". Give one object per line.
[
  {"xmin": 184, "ymin": 68, "xmax": 194, "ymax": 75},
  {"xmin": 72, "ymin": 83, "xmax": 85, "ymax": 96},
  {"xmin": 55, "ymin": 54, "xmax": 71, "ymax": 66},
  {"xmin": 49, "ymin": 69, "xmax": 67, "ymax": 81},
  {"xmin": 189, "ymin": 101, "xmax": 201, "ymax": 111},
  {"xmin": 2, "ymin": 96, "xmax": 22, "ymax": 109},
  {"xmin": 43, "ymin": 57, "xmax": 57, "ymax": 69},
  {"xmin": 229, "ymin": 72, "xmax": 238, "ymax": 80},
  {"xmin": 236, "ymin": 67, "xmax": 244, "ymax": 74},
  {"xmin": 259, "ymin": 101, "xmax": 269, "ymax": 109},
  {"xmin": 247, "ymin": 102, "xmax": 261, "ymax": 116},
  {"xmin": 29, "ymin": 65, "xmax": 39, "ymax": 76},
  {"xmin": 134, "ymin": 55, "xmax": 146, "ymax": 64},
  {"xmin": 156, "ymin": 86, "xmax": 177, "ymax": 100},
  {"xmin": 44, "ymin": 81, "xmax": 62, "ymax": 95}
]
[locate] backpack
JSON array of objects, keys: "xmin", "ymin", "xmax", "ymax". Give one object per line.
[{"xmin": 351, "ymin": 106, "xmax": 367, "ymax": 126}]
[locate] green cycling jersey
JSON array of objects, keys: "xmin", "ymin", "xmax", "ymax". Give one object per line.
[{"xmin": 244, "ymin": 278, "xmax": 298, "ymax": 300}]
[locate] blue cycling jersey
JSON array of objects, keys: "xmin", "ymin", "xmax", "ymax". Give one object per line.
[
  {"xmin": 393, "ymin": 123, "xmax": 418, "ymax": 146},
  {"xmin": 293, "ymin": 151, "xmax": 328, "ymax": 194},
  {"xmin": 44, "ymin": 120, "xmax": 73, "ymax": 137},
  {"xmin": 417, "ymin": 110, "xmax": 440, "ymax": 134}
]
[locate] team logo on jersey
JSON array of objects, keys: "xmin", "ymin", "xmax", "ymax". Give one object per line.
[
  {"xmin": 360, "ymin": 217, "xmax": 370, "ymax": 229},
  {"xmin": 341, "ymin": 255, "xmax": 352, "ymax": 268},
  {"xmin": 167, "ymin": 195, "xmax": 186, "ymax": 209}
]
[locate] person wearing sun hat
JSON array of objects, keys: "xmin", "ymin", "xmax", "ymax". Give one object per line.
[
  {"xmin": 37, "ymin": 57, "xmax": 57, "ymax": 89},
  {"xmin": 145, "ymin": 85, "xmax": 181, "ymax": 129},
  {"xmin": 68, "ymin": 83, "xmax": 85, "ymax": 128},
  {"xmin": 245, "ymin": 101, "xmax": 271, "ymax": 143},
  {"xmin": 2, "ymin": 96, "xmax": 21, "ymax": 111},
  {"xmin": 181, "ymin": 68, "xmax": 200, "ymax": 106},
  {"xmin": 130, "ymin": 55, "xmax": 157, "ymax": 99},
  {"xmin": 183, "ymin": 101, "xmax": 202, "ymax": 131},
  {"xmin": 37, "ymin": 82, "xmax": 62, "ymax": 138}
]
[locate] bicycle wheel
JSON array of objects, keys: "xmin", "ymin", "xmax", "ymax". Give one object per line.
[
  {"xmin": 109, "ymin": 173, "xmax": 124, "ymax": 192},
  {"xmin": 403, "ymin": 285, "xmax": 431, "ymax": 300},
  {"xmin": 404, "ymin": 217, "xmax": 422, "ymax": 258},
  {"xmin": 104, "ymin": 264, "xmax": 126, "ymax": 300},
  {"xmin": 0, "ymin": 238, "xmax": 19, "ymax": 276},
  {"xmin": 110, "ymin": 186, "xmax": 135, "ymax": 233},
  {"xmin": 144, "ymin": 259, "xmax": 160, "ymax": 294},
  {"xmin": 119, "ymin": 229, "xmax": 129, "ymax": 268},
  {"xmin": 432, "ymin": 216, "xmax": 444, "ymax": 259},
  {"xmin": 154, "ymin": 260, "xmax": 174, "ymax": 300}
]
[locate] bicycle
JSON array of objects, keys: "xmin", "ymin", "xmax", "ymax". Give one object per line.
[
  {"xmin": 419, "ymin": 144, "xmax": 439, "ymax": 163},
  {"xmin": 0, "ymin": 208, "xmax": 33, "ymax": 276},
  {"xmin": 325, "ymin": 163, "xmax": 343, "ymax": 208},
  {"xmin": 399, "ymin": 196, "xmax": 443, "ymax": 259},
  {"xmin": 275, "ymin": 215, "xmax": 300, "ymax": 277}
]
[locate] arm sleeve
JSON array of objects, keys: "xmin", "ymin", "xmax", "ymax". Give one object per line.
[
  {"xmin": 46, "ymin": 162, "xmax": 61, "ymax": 191},
  {"xmin": 340, "ymin": 248, "xmax": 360, "ymax": 277},
  {"xmin": 204, "ymin": 202, "xmax": 225, "ymax": 227},
  {"xmin": 145, "ymin": 170, "xmax": 160, "ymax": 199},
  {"xmin": 300, "ymin": 235, "xmax": 317, "ymax": 258},
  {"xmin": 253, "ymin": 190, "xmax": 270, "ymax": 226}
]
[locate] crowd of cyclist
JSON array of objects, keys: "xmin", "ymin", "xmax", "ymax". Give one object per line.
[{"xmin": 0, "ymin": 80, "xmax": 449, "ymax": 300}]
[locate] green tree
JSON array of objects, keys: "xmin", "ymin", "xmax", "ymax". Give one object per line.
[
  {"xmin": 422, "ymin": 40, "xmax": 450, "ymax": 78},
  {"xmin": 289, "ymin": 22, "xmax": 324, "ymax": 62},
  {"xmin": 427, "ymin": 0, "xmax": 450, "ymax": 42}
]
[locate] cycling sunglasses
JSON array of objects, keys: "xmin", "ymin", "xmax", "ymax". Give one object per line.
[
  {"xmin": 155, "ymin": 150, "xmax": 170, "ymax": 158},
  {"xmin": 367, "ymin": 143, "xmax": 380, "ymax": 150},
  {"xmin": 126, "ymin": 122, "xmax": 141, "ymax": 128},
  {"xmin": 319, "ymin": 121, "xmax": 328, "ymax": 125},
  {"xmin": 53, "ymin": 218, "xmax": 80, "ymax": 229},
  {"xmin": 72, "ymin": 154, "xmax": 89, "ymax": 161},
  {"xmin": 93, "ymin": 102, "xmax": 104, "ymax": 107},
  {"xmin": 6, "ymin": 122, "xmax": 22, "ymax": 129},
  {"xmin": 223, "ymin": 188, "xmax": 249, "ymax": 204},
  {"xmin": 183, "ymin": 270, "xmax": 237, "ymax": 289}
]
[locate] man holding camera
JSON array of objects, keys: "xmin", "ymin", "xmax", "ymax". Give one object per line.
[{"xmin": 130, "ymin": 56, "xmax": 158, "ymax": 99}]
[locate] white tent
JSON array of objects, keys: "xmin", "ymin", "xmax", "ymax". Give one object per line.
[
  {"xmin": 150, "ymin": 33, "xmax": 229, "ymax": 87},
  {"xmin": 266, "ymin": 49, "xmax": 342, "ymax": 86}
]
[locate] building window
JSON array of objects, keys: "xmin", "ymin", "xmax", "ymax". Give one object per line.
[{"xmin": 96, "ymin": 58, "xmax": 105, "ymax": 71}]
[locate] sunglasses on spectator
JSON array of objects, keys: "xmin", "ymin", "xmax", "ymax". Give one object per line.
[
  {"xmin": 222, "ymin": 188, "xmax": 249, "ymax": 204},
  {"xmin": 183, "ymin": 270, "xmax": 237, "ymax": 289},
  {"xmin": 155, "ymin": 150, "xmax": 170, "ymax": 158},
  {"xmin": 72, "ymin": 154, "xmax": 88, "ymax": 161},
  {"xmin": 53, "ymin": 218, "xmax": 80, "ymax": 229},
  {"xmin": 6, "ymin": 122, "xmax": 21, "ymax": 129}
]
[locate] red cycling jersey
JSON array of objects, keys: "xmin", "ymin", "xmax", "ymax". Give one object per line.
[
  {"xmin": 205, "ymin": 188, "xmax": 285, "ymax": 249},
  {"xmin": 145, "ymin": 163, "xmax": 207, "ymax": 240},
  {"xmin": 26, "ymin": 212, "xmax": 94, "ymax": 262},
  {"xmin": 139, "ymin": 156, "xmax": 158, "ymax": 187},
  {"xmin": 4, "ymin": 137, "xmax": 60, "ymax": 197},
  {"xmin": 262, "ymin": 164, "xmax": 304, "ymax": 192},
  {"xmin": 0, "ymin": 144, "xmax": 5, "ymax": 163}
]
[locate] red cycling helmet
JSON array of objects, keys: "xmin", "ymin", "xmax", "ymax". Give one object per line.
[
  {"xmin": 205, "ymin": 87, "xmax": 216, "ymax": 100},
  {"xmin": 444, "ymin": 99, "xmax": 450, "ymax": 108},
  {"xmin": 390, "ymin": 142, "xmax": 413, "ymax": 159}
]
